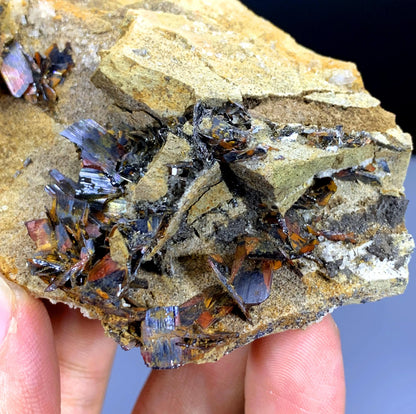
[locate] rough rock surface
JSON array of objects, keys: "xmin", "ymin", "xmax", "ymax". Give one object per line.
[{"xmin": 0, "ymin": 0, "xmax": 413, "ymax": 368}]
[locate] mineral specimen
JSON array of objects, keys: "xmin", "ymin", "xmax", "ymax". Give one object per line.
[
  {"xmin": 23, "ymin": 101, "xmax": 413, "ymax": 368},
  {"xmin": 0, "ymin": 0, "xmax": 413, "ymax": 369},
  {"xmin": 0, "ymin": 40, "xmax": 73, "ymax": 102}
]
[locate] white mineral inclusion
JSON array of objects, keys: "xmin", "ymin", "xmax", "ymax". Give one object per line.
[
  {"xmin": 328, "ymin": 69, "xmax": 356, "ymax": 86},
  {"xmin": 316, "ymin": 157, "xmax": 375, "ymax": 179},
  {"xmin": 325, "ymin": 145, "xmax": 339, "ymax": 153},
  {"xmin": 356, "ymin": 257, "xmax": 409, "ymax": 282},
  {"xmin": 318, "ymin": 239, "xmax": 371, "ymax": 269},
  {"xmin": 280, "ymin": 132, "xmax": 298, "ymax": 143},
  {"xmin": 318, "ymin": 234, "xmax": 413, "ymax": 282},
  {"xmin": 26, "ymin": 0, "xmax": 56, "ymax": 37}
]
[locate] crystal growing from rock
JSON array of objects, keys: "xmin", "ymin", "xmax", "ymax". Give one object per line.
[
  {"xmin": 25, "ymin": 102, "xmax": 413, "ymax": 368},
  {"xmin": 1, "ymin": 40, "xmax": 73, "ymax": 102},
  {"xmin": 0, "ymin": 0, "xmax": 412, "ymax": 370}
]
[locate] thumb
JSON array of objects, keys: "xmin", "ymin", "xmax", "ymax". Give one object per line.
[{"xmin": 0, "ymin": 276, "xmax": 60, "ymax": 413}]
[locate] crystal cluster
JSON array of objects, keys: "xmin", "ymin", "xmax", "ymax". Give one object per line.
[
  {"xmin": 0, "ymin": 0, "xmax": 412, "ymax": 369},
  {"xmin": 1, "ymin": 40, "xmax": 73, "ymax": 102},
  {"xmin": 25, "ymin": 103, "xmax": 412, "ymax": 368}
]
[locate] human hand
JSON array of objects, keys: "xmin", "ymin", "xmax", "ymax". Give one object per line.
[{"xmin": 0, "ymin": 276, "xmax": 345, "ymax": 413}]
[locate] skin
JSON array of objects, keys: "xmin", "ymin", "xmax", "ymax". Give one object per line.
[{"xmin": 0, "ymin": 278, "xmax": 345, "ymax": 414}]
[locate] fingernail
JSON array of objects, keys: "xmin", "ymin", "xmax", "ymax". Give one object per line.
[
  {"xmin": 0, "ymin": 277, "xmax": 15, "ymax": 347},
  {"xmin": 326, "ymin": 314, "xmax": 341, "ymax": 338}
]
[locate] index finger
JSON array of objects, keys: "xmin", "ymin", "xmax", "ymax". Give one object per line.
[{"xmin": 245, "ymin": 315, "xmax": 345, "ymax": 414}]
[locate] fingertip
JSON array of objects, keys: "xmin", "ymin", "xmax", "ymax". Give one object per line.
[
  {"xmin": 245, "ymin": 315, "xmax": 345, "ymax": 414},
  {"xmin": 47, "ymin": 303, "xmax": 116, "ymax": 414},
  {"xmin": 0, "ymin": 276, "xmax": 15, "ymax": 349},
  {"xmin": 135, "ymin": 345, "xmax": 249, "ymax": 414},
  {"xmin": 0, "ymin": 278, "xmax": 60, "ymax": 414}
]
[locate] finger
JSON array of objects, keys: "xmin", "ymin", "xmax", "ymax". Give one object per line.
[
  {"xmin": 46, "ymin": 303, "xmax": 116, "ymax": 414},
  {"xmin": 0, "ymin": 277, "xmax": 60, "ymax": 413},
  {"xmin": 134, "ymin": 344, "xmax": 249, "ymax": 414},
  {"xmin": 245, "ymin": 315, "xmax": 345, "ymax": 414}
]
